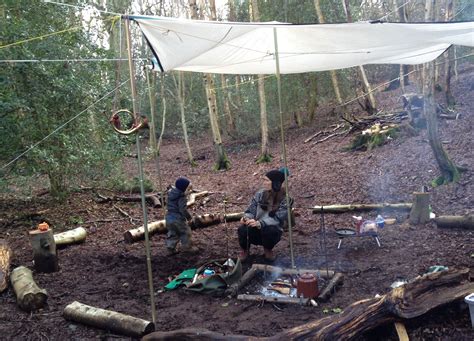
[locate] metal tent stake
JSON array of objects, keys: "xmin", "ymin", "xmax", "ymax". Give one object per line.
[
  {"xmin": 124, "ymin": 17, "xmax": 157, "ymax": 326},
  {"xmin": 273, "ymin": 27, "xmax": 295, "ymax": 269}
]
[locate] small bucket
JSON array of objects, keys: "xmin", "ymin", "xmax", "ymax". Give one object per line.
[{"xmin": 465, "ymin": 293, "xmax": 474, "ymax": 328}]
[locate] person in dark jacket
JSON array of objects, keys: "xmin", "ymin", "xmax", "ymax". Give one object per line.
[
  {"xmin": 238, "ymin": 170, "xmax": 293, "ymax": 262},
  {"xmin": 165, "ymin": 177, "xmax": 198, "ymax": 254}
]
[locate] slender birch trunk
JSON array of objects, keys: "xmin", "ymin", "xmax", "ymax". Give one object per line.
[
  {"xmin": 314, "ymin": 0, "xmax": 343, "ymax": 105},
  {"xmin": 177, "ymin": 71, "xmax": 195, "ymax": 165},
  {"xmin": 220, "ymin": 74, "xmax": 236, "ymax": 137},
  {"xmin": 394, "ymin": 0, "xmax": 410, "ymax": 93},
  {"xmin": 444, "ymin": 0, "xmax": 455, "ymax": 106},
  {"xmin": 157, "ymin": 74, "xmax": 166, "ymax": 153},
  {"xmin": 250, "ymin": 0, "xmax": 271, "ymax": 162},
  {"xmin": 342, "ymin": 0, "xmax": 376, "ymax": 113},
  {"xmin": 146, "ymin": 69, "xmax": 158, "ymax": 154},
  {"xmin": 190, "ymin": 0, "xmax": 230, "ymax": 169}
]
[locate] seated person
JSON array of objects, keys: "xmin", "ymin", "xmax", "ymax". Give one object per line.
[{"xmin": 237, "ymin": 169, "xmax": 293, "ymax": 262}]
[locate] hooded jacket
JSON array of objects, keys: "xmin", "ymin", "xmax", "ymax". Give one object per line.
[
  {"xmin": 166, "ymin": 186, "xmax": 192, "ymax": 223},
  {"xmin": 243, "ymin": 189, "xmax": 293, "ymax": 231}
]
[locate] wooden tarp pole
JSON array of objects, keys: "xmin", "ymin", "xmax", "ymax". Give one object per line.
[
  {"xmin": 124, "ymin": 16, "xmax": 156, "ymax": 326},
  {"xmin": 273, "ymin": 27, "xmax": 295, "ymax": 268}
]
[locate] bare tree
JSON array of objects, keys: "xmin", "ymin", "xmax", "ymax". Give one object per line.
[
  {"xmin": 313, "ymin": 0, "xmax": 343, "ymax": 105},
  {"xmin": 342, "ymin": 0, "xmax": 377, "ymax": 114},
  {"xmin": 250, "ymin": 0, "xmax": 272, "ymax": 163},
  {"xmin": 423, "ymin": 0, "xmax": 459, "ymax": 185},
  {"xmin": 190, "ymin": 0, "xmax": 230, "ymax": 169}
]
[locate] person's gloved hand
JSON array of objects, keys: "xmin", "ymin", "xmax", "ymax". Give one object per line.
[{"xmin": 247, "ymin": 219, "xmax": 261, "ymax": 229}]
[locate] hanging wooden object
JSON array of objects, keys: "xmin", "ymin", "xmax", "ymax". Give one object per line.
[
  {"xmin": 11, "ymin": 266, "xmax": 48, "ymax": 311},
  {"xmin": 0, "ymin": 239, "xmax": 12, "ymax": 293},
  {"xmin": 409, "ymin": 192, "xmax": 430, "ymax": 225},
  {"xmin": 29, "ymin": 227, "xmax": 58, "ymax": 273}
]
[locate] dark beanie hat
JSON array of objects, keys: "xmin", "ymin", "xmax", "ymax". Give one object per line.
[
  {"xmin": 265, "ymin": 170, "xmax": 285, "ymax": 192},
  {"xmin": 175, "ymin": 177, "xmax": 190, "ymax": 192}
]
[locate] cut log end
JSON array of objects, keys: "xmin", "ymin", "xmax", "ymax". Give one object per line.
[{"xmin": 64, "ymin": 301, "xmax": 154, "ymax": 337}]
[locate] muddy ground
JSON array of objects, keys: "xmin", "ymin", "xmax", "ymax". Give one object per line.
[{"xmin": 1, "ymin": 68, "xmax": 473, "ymax": 340}]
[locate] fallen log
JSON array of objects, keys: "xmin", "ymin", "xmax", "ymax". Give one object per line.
[
  {"xmin": 11, "ymin": 266, "xmax": 48, "ymax": 312},
  {"xmin": 124, "ymin": 220, "xmax": 167, "ymax": 243},
  {"xmin": 98, "ymin": 192, "xmax": 164, "ymax": 207},
  {"xmin": 237, "ymin": 294, "xmax": 310, "ymax": 305},
  {"xmin": 434, "ymin": 215, "xmax": 474, "ymax": 230},
  {"xmin": 63, "ymin": 301, "xmax": 154, "ymax": 337},
  {"xmin": 187, "ymin": 191, "xmax": 209, "ymax": 207},
  {"xmin": 318, "ymin": 272, "xmax": 344, "ymax": 302},
  {"xmin": 144, "ymin": 268, "xmax": 473, "ymax": 341},
  {"xmin": 0, "ymin": 239, "xmax": 12, "ymax": 292},
  {"xmin": 29, "ymin": 228, "xmax": 58, "ymax": 273},
  {"xmin": 124, "ymin": 212, "xmax": 244, "ymax": 244},
  {"xmin": 54, "ymin": 227, "xmax": 87, "ymax": 247},
  {"xmin": 313, "ymin": 203, "xmax": 412, "ymax": 214},
  {"xmin": 252, "ymin": 264, "xmax": 335, "ymax": 279}
]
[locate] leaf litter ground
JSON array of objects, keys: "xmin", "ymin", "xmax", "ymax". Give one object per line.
[{"xmin": 1, "ymin": 68, "xmax": 473, "ymax": 340}]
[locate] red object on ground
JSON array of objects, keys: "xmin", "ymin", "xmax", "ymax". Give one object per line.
[{"xmin": 297, "ymin": 273, "xmax": 319, "ymax": 299}]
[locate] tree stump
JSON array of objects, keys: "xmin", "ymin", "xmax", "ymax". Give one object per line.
[
  {"xmin": 409, "ymin": 192, "xmax": 430, "ymax": 224},
  {"xmin": 29, "ymin": 228, "xmax": 58, "ymax": 273},
  {"xmin": 11, "ymin": 266, "xmax": 48, "ymax": 311},
  {"xmin": 0, "ymin": 239, "xmax": 12, "ymax": 293},
  {"xmin": 63, "ymin": 301, "xmax": 154, "ymax": 337}
]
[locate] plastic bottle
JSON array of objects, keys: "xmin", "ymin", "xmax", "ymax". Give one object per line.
[
  {"xmin": 376, "ymin": 215, "xmax": 385, "ymax": 228},
  {"xmin": 352, "ymin": 216, "xmax": 363, "ymax": 233}
]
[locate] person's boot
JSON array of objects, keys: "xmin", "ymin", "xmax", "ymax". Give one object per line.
[
  {"xmin": 264, "ymin": 248, "xmax": 276, "ymax": 262},
  {"xmin": 166, "ymin": 247, "xmax": 178, "ymax": 256},
  {"xmin": 239, "ymin": 249, "xmax": 249, "ymax": 262}
]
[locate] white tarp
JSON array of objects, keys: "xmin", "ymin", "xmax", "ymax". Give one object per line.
[{"xmin": 131, "ymin": 16, "xmax": 474, "ymax": 75}]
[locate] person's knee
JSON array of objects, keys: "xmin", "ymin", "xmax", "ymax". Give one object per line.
[{"xmin": 237, "ymin": 224, "xmax": 248, "ymax": 237}]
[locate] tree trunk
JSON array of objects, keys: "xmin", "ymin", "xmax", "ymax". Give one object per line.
[
  {"xmin": 314, "ymin": 0, "xmax": 342, "ymax": 105},
  {"xmin": 409, "ymin": 192, "xmax": 430, "ymax": 225},
  {"xmin": 435, "ymin": 215, "xmax": 474, "ymax": 230},
  {"xmin": 342, "ymin": 0, "xmax": 376, "ymax": 113},
  {"xmin": 250, "ymin": 0, "xmax": 271, "ymax": 163},
  {"xmin": 146, "ymin": 68, "xmax": 158, "ymax": 154},
  {"xmin": 29, "ymin": 228, "xmax": 58, "ymax": 273},
  {"xmin": 312, "ymin": 203, "xmax": 412, "ymax": 214},
  {"xmin": 177, "ymin": 71, "xmax": 195, "ymax": 165},
  {"xmin": 444, "ymin": 0, "xmax": 455, "ymax": 106},
  {"xmin": 220, "ymin": 74, "xmax": 236, "ymax": 137},
  {"xmin": 307, "ymin": 74, "xmax": 318, "ymax": 122},
  {"xmin": 397, "ymin": 0, "xmax": 411, "ymax": 92},
  {"xmin": 0, "ymin": 239, "xmax": 12, "ymax": 292},
  {"xmin": 64, "ymin": 301, "xmax": 154, "ymax": 337},
  {"xmin": 11, "ymin": 266, "xmax": 48, "ymax": 312},
  {"xmin": 54, "ymin": 227, "xmax": 87, "ymax": 247},
  {"xmin": 424, "ymin": 57, "xmax": 459, "ymax": 185},
  {"xmin": 192, "ymin": 0, "xmax": 230, "ymax": 170},
  {"xmin": 423, "ymin": 0, "xmax": 459, "ymax": 185},
  {"xmin": 157, "ymin": 74, "xmax": 166, "ymax": 153},
  {"xmin": 144, "ymin": 268, "xmax": 473, "ymax": 341}
]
